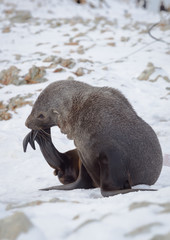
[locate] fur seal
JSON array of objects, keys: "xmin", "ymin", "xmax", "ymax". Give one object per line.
[{"xmin": 24, "ymin": 80, "xmax": 163, "ymax": 197}]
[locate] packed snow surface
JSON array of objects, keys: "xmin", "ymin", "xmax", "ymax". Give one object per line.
[{"xmin": 0, "ymin": 0, "xmax": 170, "ymax": 239}]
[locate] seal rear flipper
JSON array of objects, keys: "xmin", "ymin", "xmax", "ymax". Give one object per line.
[
  {"xmin": 99, "ymin": 149, "xmax": 157, "ymax": 197},
  {"xmin": 40, "ymin": 163, "xmax": 94, "ymax": 191},
  {"xmin": 101, "ymin": 188, "xmax": 157, "ymax": 197}
]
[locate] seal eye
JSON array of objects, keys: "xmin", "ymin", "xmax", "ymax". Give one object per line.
[{"xmin": 37, "ymin": 114, "xmax": 45, "ymax": 119}]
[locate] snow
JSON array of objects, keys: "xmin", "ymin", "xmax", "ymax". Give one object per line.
[{"xmin": 0, "ymin": 0, "xmax": 170, "ymax": 239}]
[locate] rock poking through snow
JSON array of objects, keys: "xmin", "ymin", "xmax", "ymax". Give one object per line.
[
  {"xmin": 0, "ymin": 94, "xmax": 33, "ymax": 121},
  {"xmin": 10, "ymin": 10, "xmax": 32, "ymax": 24},
  {"xmin": 60, "ymin": 58, "xmax": 76, "ymax": 69},
  {"xmin": 0, "ymin": 66, "xmax": 20, "ymax": 86},
  {"xmin": 0, "ymin": 212, "xmax": 33, "ymax": 240},
  {"xmin": 138, "ymin": 63, "xmax": 170, "ymax": 82},
  {"xmin": 24, "ymin": 65, "xmax": 47, "ymax": 84},
  {"xmin": 0, "ymin": 65, "xmax": 48, "ymax": 86}
]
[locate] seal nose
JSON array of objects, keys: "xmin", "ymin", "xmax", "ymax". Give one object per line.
[
  {"xmin": 25, "ymin": 118, "xmax": 29, "ymax": 128},
  {"xmin": 25, "ymin": 116, "xmax": 31, "ymax": 128}
]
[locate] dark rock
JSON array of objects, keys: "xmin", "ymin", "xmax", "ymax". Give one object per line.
[
  {"xmin": 74, "ymin": 67, "xmax": 85, "ymax": 76},
  {"xmin": 0, "ymin": 66, "xmax": 20, "ymax": 85},
  {"xmin": 53, "ymin": 68, "xmax": 66, "ymax": 73},
  {"xmin": 24, "ymin": 65, "xmax": 47, "ymax": 84},
  {"xmin": 67, "ymin": 76, "xmax": 74, "ymax": 80},
  {"xmin": 75, "ymin": 0, "xmax": 86, "ymax": 4},
  {"xmin": 0, "ymin": 100, "xmax": 12, "ymax": 120},
  {"xmin": 2, "ymin": 26, "xmax": 11, "ymax": 33},
  {"xmin": 0, "ymin": 94, "xmax": 33, "ymax": 121},
  {"xmin": 10, "ymin": 10, "xmax": 32, "ymax": 23},
  {"xmin": 43, "ymin": 55, "xmax": 56, "ymax": 62},
  {"xmin": 60, "ymin": 58, "xmax": 76, "ymax": 69},
  {"xmin": 107, "ymin": 42, "xmax": 116, "ymax": 47},
  {"xmin": 138, "ymin": 63, "xmax": 170, "ymax": 82},
  {"xmin": 77, "ymin": 46, "xmax": 85, "ymax": 54},
  {"xmin": 74, "ymin": 67, "xmax": 92, "ymax": 77},
  {"xmin": 138, "ymin": 62, "xmax": 155, "ymax": 81},
  {"xmin": 121, "ymin": 36, "xmax": 130, "ymax": 42},
  {"xmin": 8, "ymin": 94, "xmax": 33, "ymax": 111}
]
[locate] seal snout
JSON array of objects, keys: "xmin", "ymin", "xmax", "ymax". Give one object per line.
[
  {"xmin": 25, "ymin": 117, "xmax": 30, "ymax": 128},
  {"xmin": 25, "ymin": 115, "xmax": 33, "ymax": 129}
]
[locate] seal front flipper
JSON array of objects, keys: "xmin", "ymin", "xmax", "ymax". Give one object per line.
[
  {"xmin": 34, "ymin": 129, "xmax": 81, "ymax": 184},
  {"xmin": 23, "ymin": 128, "xmax": 62, "ymax": 169},
  {"xmin": 40, "ymin": 163, "xmax": 94, "ymax": 191},
  {"xmin": 35, "ymin": 129, "xmax": 64, "ymax": 170},
  {"xmin": 23, "ymin": 130, "xmax": 38, "ymax": 152},
  {"xmin": 23, "ymin": 128, "xmax": 80, "ymax": 184}
]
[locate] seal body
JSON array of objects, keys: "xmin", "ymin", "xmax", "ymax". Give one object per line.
[{"xmin": 25, "ymin": 80, "xmax": 163, "ymax": 196}]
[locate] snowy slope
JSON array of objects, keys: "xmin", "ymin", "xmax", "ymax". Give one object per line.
[{"xmin": 0, "ymin": 0, "xmax": 170, "ymax": 239}]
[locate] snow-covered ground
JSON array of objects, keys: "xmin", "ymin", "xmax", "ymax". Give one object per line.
[{"xmin": 0, "ymin": 0, "xmax": 170, "ymax": 239}]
